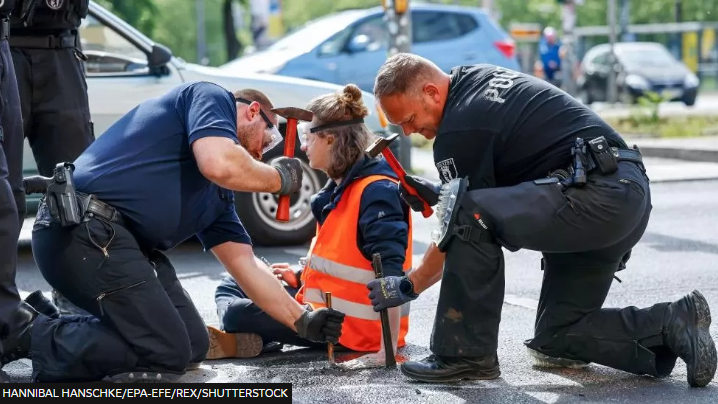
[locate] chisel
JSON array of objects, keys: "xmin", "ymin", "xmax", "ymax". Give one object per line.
[{"xmin": 371, "ymin": 253, "xmax": 396, "ymax": 367}]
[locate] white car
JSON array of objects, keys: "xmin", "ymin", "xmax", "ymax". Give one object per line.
[{"xmin": 21, "ymin": 1, "xmax": 390, "ymax": 246}]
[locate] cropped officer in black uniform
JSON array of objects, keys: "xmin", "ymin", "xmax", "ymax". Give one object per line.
[
  {"xmin": 367, "ymin": 53, "xmax": 717, "ymax": 387},
  {"xmin": 0, "ymin": 0, "xmax": 36, "ymax": 383},
  {"xmin": 9, "ymin": 0, "xmax": 94, "ymax": 316},
  {"xmin": 8, "ymin": 0, "xmax": 93, "ymax": 220}
]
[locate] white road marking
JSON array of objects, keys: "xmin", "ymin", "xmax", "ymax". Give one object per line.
[{"xmin": 504, "ymin": 294, "xmax": 539, "ymax": 310}]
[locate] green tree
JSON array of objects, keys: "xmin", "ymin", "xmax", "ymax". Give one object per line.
[
  {"xmin": 282, "ymin": 0, "xmax": 379, "ymax": 32},
  {"xmin": 94, "ymin": 0, "xmax": 158, "ymax": 37}
]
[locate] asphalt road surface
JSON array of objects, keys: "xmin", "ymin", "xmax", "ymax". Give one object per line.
[{"xmin": 5, "ymin": 167, "xmax": 718, "ymax": 403}]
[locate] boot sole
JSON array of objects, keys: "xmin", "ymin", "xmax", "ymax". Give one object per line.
[
  {"xmin": 105, "ymin": 371, "xmax": 183, "ymax": 383},
  {"xmin": 688, "ymin": 290, "xmax": 717, "ymax": 387},
  {"xmin": 399, "ymin": 363, "xmax": 501, "ymax": 383},
  {"xmin": 206, "ymin": 326, "xmax": 263, "ymax": 360},
  {"xmin": 526, "ymin": 347, "xmax": 590, "ymax": 369}
]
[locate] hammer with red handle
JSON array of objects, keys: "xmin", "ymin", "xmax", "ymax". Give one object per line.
[
  {"xmin": 365, "ymin": 133, "xmax": 433, "ymax": 218},
  {"xmin": 271, "ymin": 107, "xmax": 314, "ymax": 222}
]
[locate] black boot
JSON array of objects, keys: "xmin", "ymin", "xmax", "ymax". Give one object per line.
[
  {"xmin": 399, "ymin": 353, "xmax": 500, "ymax": 383},
  {"xmin": 52, "ymin": 289, "xmax": 91, "ymax": 316},
  {"xmin": 1, "ymin": 302, "xmax": 38, "ymax": 366},
  {"xmin": 24, "ymin": 290, "xmax": 60, "ymax": 319},
  {"xmin": 663, "ymin": 290, "xmax": 717, "ymax": 387}
]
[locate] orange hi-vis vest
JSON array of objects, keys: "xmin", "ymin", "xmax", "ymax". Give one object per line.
[{"xmin": 294, "ymin": 174, "xmax": 413, "ymax": 352}]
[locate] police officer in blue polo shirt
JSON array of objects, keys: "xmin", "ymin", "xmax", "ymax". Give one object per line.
[{"xmin": 0, "ymin": 81, "xmax": 345, "ymax": 383}]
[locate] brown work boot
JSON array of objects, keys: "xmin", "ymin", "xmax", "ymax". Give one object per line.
[{"xmin": 206, "ymin": 326, "xmax": 263, "ymax": 360}]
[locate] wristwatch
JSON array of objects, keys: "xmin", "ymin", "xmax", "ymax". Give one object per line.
[{"xmin": 399, "ymin": 276, "xmax": 419, "ymax": 299}]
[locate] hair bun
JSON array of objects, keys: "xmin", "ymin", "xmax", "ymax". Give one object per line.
[
  {"xmin": 343, "ymin": 84, "xmax": 363, "ymax": 102},
  {"xmin": 340, "ymin": 84, "xmax": 369, "ymax": 119}
]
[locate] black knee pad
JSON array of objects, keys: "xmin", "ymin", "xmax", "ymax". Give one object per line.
[{"xmin": 432, "ymin": 177, "xmax": 496, "ymax": 252}]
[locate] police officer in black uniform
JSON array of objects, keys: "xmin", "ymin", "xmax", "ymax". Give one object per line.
[
  {"xmin": 0, "ymin": 0, "xmax": 29, "ymax": 383},
  {"xmin": 8, "ymin": 0, "xmax": 93, "ymax": 317},
  {"xmin": 367, "ymin": 53, "xmax": 717, "ymax": 387},
  {"xmin": 8, "ymin": 0, "xmax": 92, "ymax": 221}
]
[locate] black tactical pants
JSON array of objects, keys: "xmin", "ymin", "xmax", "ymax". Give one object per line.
[
  {"xmin": 10, "ymin": 39, "xmax": 94, "ymax": 220},
  {"xmin": 433, "ymin": 161, "xmax": 678, "ymax": 377},
  {"xmin": 0, "ymin": 39, "xmax": 24, "ymax": 357},
  {"xmin": 29, "ymin": 203, "xmax": 208, "ymax": 382}
]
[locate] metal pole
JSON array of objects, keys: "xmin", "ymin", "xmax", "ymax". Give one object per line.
[
  {"xmin": 607, "ymin": 0, "xmax": 618, "ymax": 104},
  {"xmin": 196, "ymin": 0, "xmax": 207, "ymax": 65},
  {"xmin": 675, "ymin": 0, "xmax": 683, "ymax": 59},
  {"xmin": 482, "ymin": 0, "xmax": 494, "ymax": 19},
  {"xmin": 384, "ymin": 0, "xmax": 412, "ymax": 171},
  {"xmin": 561, "ymin": 0, "xmax": 577, "ymax": 96}
]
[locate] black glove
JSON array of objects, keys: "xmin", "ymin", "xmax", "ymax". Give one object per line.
[
  {"xmin": 271, "ymin": 157, "xmax": 303, "ymax": 195},
  {"xmin": 367, "ymin": 276, "xmax": 419, "ymax": 312},
  {"xmin": 294, "ymin": 307, "xmax": 345, "ymax": 344},
  {"xmin": 399, "ymin": 175, "xmax": 441, "ymax": 212}
]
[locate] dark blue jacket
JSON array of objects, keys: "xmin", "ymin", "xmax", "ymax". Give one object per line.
[{"xmin": 311, "ymin": 155, "xmax": 411, "ymax": 277}]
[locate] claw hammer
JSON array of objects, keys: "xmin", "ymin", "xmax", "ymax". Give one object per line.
[
  {"xmin": 365, "ymin": 133, "xmax": 433, "ymax": 218},
  {"xmin": 271, "ymin": 107, "xmax": 313, "ymax": 222}
]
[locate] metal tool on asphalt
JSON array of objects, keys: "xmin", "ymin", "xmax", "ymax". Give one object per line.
[
  {"xmin": 365, "ymin": 133, "xmax": 434, "ymax": 218},
  {"xmin": 324, "ymin": 291, "xmax": 335, "ymax": 365},
  {"xmin": 271, "ymin": 107, "xmax": 314, "ymax": 223},
  {"xmin": 371, "ymin": 253, "xmax": 396, "ymax": 368}
]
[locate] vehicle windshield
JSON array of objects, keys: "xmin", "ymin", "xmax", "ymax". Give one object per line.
[
  {"xmin": 615, "ymin": 45, "xmax": 678, "ymax": 68},
  {"xmin": 267, "ymin": 11, "xmax": 364, "ymax": 52}
]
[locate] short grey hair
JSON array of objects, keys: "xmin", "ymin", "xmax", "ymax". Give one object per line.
[{"xmin": 373, "ymin": 53, "xmax": 441, "ymax": 99}]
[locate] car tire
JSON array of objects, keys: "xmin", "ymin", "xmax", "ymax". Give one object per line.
[
  {"xmin": 234, "ymin": 158, "xmax": 325, "ymax": 246},
  {"xmin": 234, "ymin": 123, "xmax": 327, "ymax": 246},
  {"xmin": 683, "ymin": 96, "xmax": 696, "ymax": 107}
]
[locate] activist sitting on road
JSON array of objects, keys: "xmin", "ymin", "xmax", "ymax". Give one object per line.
[
  {"xmin": 0, "ymin": 82, "xmax": 345, "ymax": 383},
  {"xmin": 208, "ymin": 84, "xmax": 412, "ymax": 363}
]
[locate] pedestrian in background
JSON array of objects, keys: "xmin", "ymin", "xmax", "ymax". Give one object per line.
[{"xmin": 538, "ymin": 27, "xmax": 562, "ymax": 87}]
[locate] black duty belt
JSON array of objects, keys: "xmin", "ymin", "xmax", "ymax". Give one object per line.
[
  {"xmin": 587, "ymin": 146, "xmax": 644, "ymax": 173},
  {"xmin": 9, "ymin": 34, "xmax": 76, "ymax": 49},
  {"xmin": 77, "ymin": 192, "xmax": 126, "ymax": 226}
]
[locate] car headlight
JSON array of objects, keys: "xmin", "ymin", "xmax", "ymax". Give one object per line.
[
  {"xmin": 625, "ymin": 74, "xmax": 650, "ymax": 90},
  {"xmin": 684, "ymin": 73, "xmax": 700, "ymax": 88}
]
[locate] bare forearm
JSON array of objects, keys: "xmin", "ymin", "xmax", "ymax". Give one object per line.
[
  {"xmin": 215, "ymin": 146, "xmax": 282, "ymax": 193},
  {"xmin": 407, "ymin": 243, "xmax": 445, "ymax": 294}
]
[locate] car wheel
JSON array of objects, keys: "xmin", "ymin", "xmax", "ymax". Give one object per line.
[
  {"xmin": 683, "ymin": 96, "xmax": 696, "ymax": 107},
  {"xmin": 234, "ymin": 158, "xmax": 326, "ymax": 246}
]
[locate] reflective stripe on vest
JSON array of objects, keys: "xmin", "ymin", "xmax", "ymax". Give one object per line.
[
  {"xmin": 307, "ymin": 255, "xmax": 376, "ymax": 285},
  {"xmin": 303, "ymin": 288, "xmax": 410, "ymax": 321}
]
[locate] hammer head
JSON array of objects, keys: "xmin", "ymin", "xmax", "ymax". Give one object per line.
[
  {"xmin": 271, "ymin": 107, "xmax": 314, "ymax": 122},
  {"xmin": 365, "ymin": 133, "xmax": 400, "ymax": 158}
]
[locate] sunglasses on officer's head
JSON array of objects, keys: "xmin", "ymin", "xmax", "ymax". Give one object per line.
[{"xmin": 235, "ymin": 97, "xmax": 283, "ymax": 154}]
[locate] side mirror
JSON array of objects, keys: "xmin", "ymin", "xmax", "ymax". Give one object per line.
[
  {"xmin": 346, "ymin": 34, "xmax": 370, "ymax": 54},
  {"xmin": 148, "ymin": 43, "xmax": 173, "ymax": 75}
]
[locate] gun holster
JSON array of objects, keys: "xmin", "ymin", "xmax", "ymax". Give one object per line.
[{"xmin": 44, "ymin": 162, "xmax": 82, "ymax": 227}]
